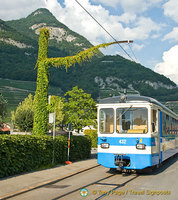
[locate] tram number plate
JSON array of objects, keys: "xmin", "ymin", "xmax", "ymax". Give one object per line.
[{"xmin": 119, "ymin": 139, "xmax": 126, "ymax": 144}]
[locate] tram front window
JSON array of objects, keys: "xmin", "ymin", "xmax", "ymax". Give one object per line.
[
  {"xmin": 99, "ymin": 108, "xmax": 114, "ymax": 134},
  {"xmin": 116, "ymin": 108, "xmax": 148, "ymax": 134}
]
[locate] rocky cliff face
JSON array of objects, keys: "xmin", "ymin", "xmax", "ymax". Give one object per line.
[
  {"xmin": 94, "ymin": 76, "xmax": 176, "ymax": 96},
  {"xmin": 4, "ymin": 8, "xmax": 92, "ymax": 55}
]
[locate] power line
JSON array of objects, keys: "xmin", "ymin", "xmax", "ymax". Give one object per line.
[
  {"xmin": 74, "ymin": 0, "xmax": 136, "ymax": 62},
  {"xmin": 128, "ymin": 42, "xmax": 138, "ymax": 62}
]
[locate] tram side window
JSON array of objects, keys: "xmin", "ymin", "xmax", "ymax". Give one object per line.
[
  {"xmin": 175, "ymin": 119, "xmax": 177, "ymax": 135},
  {"xmin": 99, "ymin": 108, "xmax": 114, "ymax": 134},
  {"xmin": 170, "ymin": 117, "xmax": 173, "ymax": 134},
  {"xmin": 151, "ymin": 109, "xmax": 158, "ymax": 133},
  {"xmin": 162, "ymin": 112, "xmax": 166, "ymax": 135},
  {"xmin": 172, "ymin": 118, "xmax": 175, "ymax": 134},
  {"xmin": 175, "ymin": 119, "xmax": 177, "ymax": 134},
  {"xmin": 166, "ymin": 115, "xmax": 169, "ymax": 134},
  {"xmin": 172, "ymin": 118, "xmax": 177, "ymax": 135}
]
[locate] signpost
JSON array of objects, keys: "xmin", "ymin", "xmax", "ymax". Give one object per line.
[
  {"xmin": 52, "ymin": 112, "xmax": 56, "ymax": 164},
  {"xmin": 66, "ymin": 123, "xmax": 72, "ymax": 164},
  {"xmin": 48, "ymin": 95, "xmax": 56, "ymax": 164}
]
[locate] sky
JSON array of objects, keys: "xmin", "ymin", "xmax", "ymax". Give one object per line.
[{"xmin": 0, "ymin": 0, "xmax": 178, "ymax": 84}]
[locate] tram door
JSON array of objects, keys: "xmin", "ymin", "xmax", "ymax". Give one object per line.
[
  {"xmin": 151, "ymin": 108, "xmax": 161, "ymax": 165},
  {"xmin": 158, "ymin": 110, "xmax": 162, "ymax": 164}
]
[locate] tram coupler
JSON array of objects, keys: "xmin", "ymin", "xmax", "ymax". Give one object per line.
[{"xmin": 114, "ymin": 154, "xmax": 126, "ymax": 170}]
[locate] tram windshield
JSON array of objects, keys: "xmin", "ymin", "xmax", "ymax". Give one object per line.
[{"xmin": 116, "ymin": 107, "xmax": 148, "ymax": 134}]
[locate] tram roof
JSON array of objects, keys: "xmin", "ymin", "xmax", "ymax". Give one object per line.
[{"xmin": 98, "ymin": 95, "xmax": 178, "ymax": 118}]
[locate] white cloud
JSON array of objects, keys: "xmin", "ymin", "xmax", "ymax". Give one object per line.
[
  {"xmin": 91, "ymin": 0, "xmax": 119, "ymax": 8},
  {"xmin": 154, "ymin": 45, "xmax": 178, "ymax": 84},
  {"xmin": 132, "ymin": 43, "xmax": 144, "ymax": 51},
  {"xmin": 117, "ymin": 13, "xmax": 137, "ymax": 24},
  {"xmin": 43, "ymin": 0, "xmax": 161, "ymax": 46},
  {"xmin": 0, "ymin": 0, "xmax": 46, "ymax": 20},
  {"xmin": 163, "ymin": 27, "xmax": 178, "ymax": 41},
  {"xmin": 123, "ymin": 17, "xmax": 160, "ymax": 40},
  {"xmin": 163, "ymin": 0, "xmax": 178, "ymax": 22},
  {"xmin": 118, "ymin": 0, "xmax": 162, "ymax": 14},
  {"xmin": 92, "ymin": 0, "xmax": 162, "ymax": 13}
]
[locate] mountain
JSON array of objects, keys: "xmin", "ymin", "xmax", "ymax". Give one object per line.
[
  {"xmin": 5, "ymin": 8, "xmax": 93, "ymax": 55},
  {"xmin": 0, "ymin": 8, "xmax": 178, "ymax": 107}
]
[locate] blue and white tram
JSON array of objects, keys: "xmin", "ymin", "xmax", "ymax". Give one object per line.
[{"xmin": 97, "ymin": 95, "xmax": 178, "ymax": 171}]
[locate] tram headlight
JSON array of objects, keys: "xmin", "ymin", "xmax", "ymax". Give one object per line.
[
  {"xmin": 100, "ymin": 143, "xmax": 110, "ymax": 149},
  {"xmin": 136, "ymin": 143, "xmax": 146, "ymax": 150}
]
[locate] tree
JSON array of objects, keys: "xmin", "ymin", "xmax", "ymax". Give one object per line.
[
  {"xmin": 12, "ymin": 94, "xmax": 34, "ymax": 132},
  {"xmin": 48, "ymin": 95, "xmax": 65, "ymax": 127},
  {"xmin": 64, "ymin": 86, "xmax": 97, "ymax": 133},
  {"xmin": 0, "ymin": 93, "xmax": 7, "ymax": 127},
  {"xmin": 33, "ymin": 27, "xmax": 119, "ymax": 135}
]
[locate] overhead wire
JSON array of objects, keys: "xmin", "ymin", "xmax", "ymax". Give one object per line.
[
  {"xmin": 128, "ymin": 42, "xmax": 138, "ymax": 62},
  {"xmin": 73, "ymin": 0, "xmax": 137, "ymax": 62}
]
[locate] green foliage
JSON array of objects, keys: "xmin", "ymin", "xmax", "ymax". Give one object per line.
[
  {"xmin": 0, "ymin": 93, "xmax": 7, "ymax": 126},
  {"xmin": 33, "ymin": 28, "xmax": 49, "ymax": 135},
  {"xmin": 0, "ymin": 134, "xmax": 91, "ymax": 178},
  {"xmin": 33, "ymin": 27, "xmax": 117, "ymax": 135},
  {"xmin": 14, "ymin": 109, "xmax": 34, "ymax": 132},
  {"xmin": 12, "ymin": 94, "xmax": 34, "ymax": 132},
  {"xmin": 84, "ymin": 129, "xmax": 97, "ymax": 148},
  {"xmin": 64, "ymin": 86, "xmax": 97, "ymax": 132},
  {"xmin": 69, "ymin": 136, "xmax": 91, "ymax": 161},
  {"xmin": 48, "ymin": 95, "xmax": 65, "ymax": 126},
  {"xmin": 47, "ymin": 41, "xmax": 118, "ymax": 70}
]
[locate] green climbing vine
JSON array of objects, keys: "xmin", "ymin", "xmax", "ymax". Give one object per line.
[
  {"xmin": 33, "ymin": 28, "xmax": 49, "ymax": 135},
  {"xmin": 33, "ymin": 27, "xmax": 119, "ymax": 135}
]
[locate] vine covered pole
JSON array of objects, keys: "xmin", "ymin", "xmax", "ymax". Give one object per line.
[
  {"xmin": 33, "ymin": 28, "xmax": 50, "ymax": 135},
  {"xmin": 33, "ymin": 27, "xmax": 122, "ymax": 135}
]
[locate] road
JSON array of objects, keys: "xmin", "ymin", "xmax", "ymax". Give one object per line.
[{"xmin": 8, "ymin": 154, "xmax": 177, "ymax": 200}]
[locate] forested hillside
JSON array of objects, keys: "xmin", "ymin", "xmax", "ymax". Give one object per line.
[{"xmin": 0, "ymin": 8, "xmax": 177, "ymax": 106}]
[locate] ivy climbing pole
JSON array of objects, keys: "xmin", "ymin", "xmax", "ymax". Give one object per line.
[
  {"xmin": 33, "ymin": 27, "xmax": 119, "ymax": 135},
  {"xmin": 33, "ymin": 28, "xmax": 49, "ymax": 135}
]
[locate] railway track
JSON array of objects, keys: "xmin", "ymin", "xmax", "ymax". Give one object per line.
[
  {"xmin": 50, "ymin": 169, "xmax": 139, "ymax": 200},
  {"xmin": 94, "ymin": 175, "xmax": 138, "ymax": 200},
  {"xmin": 1, "ymin": 164, "xmax": 139, "ymax": 200}
]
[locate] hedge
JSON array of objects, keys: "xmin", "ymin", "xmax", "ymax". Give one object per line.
[
  {"xmin": 0, "ymin": 134, "xmax": 91, "ymax": 178},
  {"xmin": 84, "ymin": 129, "xmax": 97, "ymax": 148}
]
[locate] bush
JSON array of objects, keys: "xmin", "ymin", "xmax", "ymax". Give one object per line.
[
  {"xmin": 84, "ymin": 129, "xmax": 97, "ymax": 148},
  {"xmin": 69, "ymin": 136, "xmax": 91, "ymax": 161},
  {"xmin": 12, "ymin": 94, "xmax": 34, "ymax": 132},
  {"xmin": 14, "ymin": 109, "xmax": 34, "ymax": 132},
  {"xmin": 0, "ymin": 134, "xmax": 91, "ymax": 178}
]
